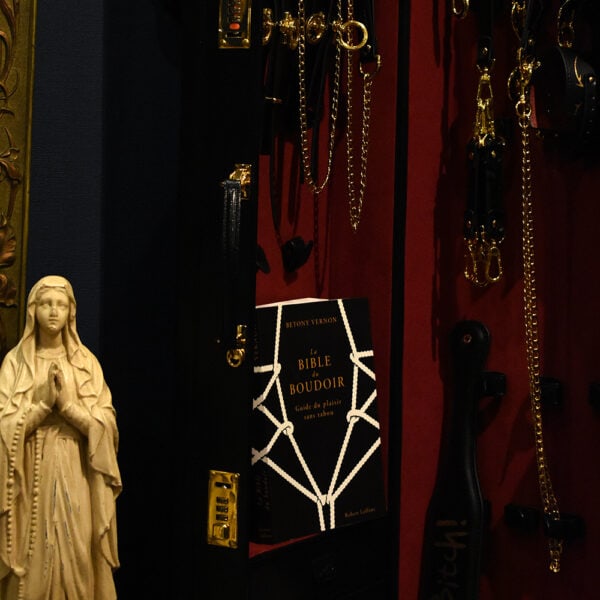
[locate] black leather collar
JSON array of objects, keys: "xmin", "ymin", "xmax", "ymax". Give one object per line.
[
  {"xmin": 531, "ymin": 0, "xmax": 600, "ymax": 154},
  {"xmin": 533, "ymin": 44, "xmax": 599, "ymax": 151}
]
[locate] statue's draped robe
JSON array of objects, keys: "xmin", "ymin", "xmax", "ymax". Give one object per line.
[{"xmin": 0, "ymin": 338, "xmax": 121, "ymax": 599}]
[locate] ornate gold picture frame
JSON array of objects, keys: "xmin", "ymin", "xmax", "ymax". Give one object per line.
[{"xmin": 0, "ymin": 0, "xmax": 36, "ymax": 360}]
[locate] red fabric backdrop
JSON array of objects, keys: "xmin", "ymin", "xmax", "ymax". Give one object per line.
[
  {"xmin": 253, "ymin": 1, "xmax": 600, "ymax": 598},
  {"xmin": 403, "ymin": 1, "xmax": 600, "ymax": 598}
]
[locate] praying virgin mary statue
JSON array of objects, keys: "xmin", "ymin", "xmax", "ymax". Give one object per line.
[{"xmin": 0, "ymin": 275, "xmax": 121, "ymax": 599}]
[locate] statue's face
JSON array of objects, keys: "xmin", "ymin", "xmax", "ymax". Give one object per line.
[{"xmin": 35, "ymin": 288, "xmax": 70, "ymax": 337}]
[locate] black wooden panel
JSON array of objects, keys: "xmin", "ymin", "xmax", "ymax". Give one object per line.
[{"xmin": 176, "ymin": 2, "xmax": 264, "ymax": 598}]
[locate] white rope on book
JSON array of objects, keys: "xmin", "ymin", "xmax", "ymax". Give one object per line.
[
  {"xmin": 327, "ymin": 299, "xmax": 381, "ymax": 528},
  {"xmin": 251, "ymin": 298, "xmax": 381, "ymax": 534}
]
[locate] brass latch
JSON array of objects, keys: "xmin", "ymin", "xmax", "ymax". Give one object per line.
[
  {"xmin": 207, "ymin": 470, "xmax": 239, "ymax": 548},
  {"xmin": 228, "ymin": 163, "xmax": 252, "ymax": 199},
  {"xmin": 226, "ymin": 324, "xmax": 247, "ymax": 368}
]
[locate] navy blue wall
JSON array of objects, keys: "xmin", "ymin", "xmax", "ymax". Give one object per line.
[
  {"xmin": 28, "ymin": 1, "xmax": 181, "ymax": 597},
  {"xmin": 28, "ymin": 1, "xmax": 105, "ymax": 350}
]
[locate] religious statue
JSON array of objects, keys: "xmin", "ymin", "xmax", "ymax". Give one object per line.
[{"xmin": 0, "ymin": 275, "xmax": 121, "ymax": 599}]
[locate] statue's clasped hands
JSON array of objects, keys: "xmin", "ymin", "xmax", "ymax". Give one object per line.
[{"xmin": 48, "ymin": 362, "xmax": 73, "ymax": 412}]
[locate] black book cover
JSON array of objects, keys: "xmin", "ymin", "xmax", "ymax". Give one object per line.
[{"xmin": 250, "ymin": 297, "xmax": 387, "ymax": 544}]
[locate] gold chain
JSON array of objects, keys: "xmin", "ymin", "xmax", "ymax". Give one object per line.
[
  {"xmin": 297, "ymin": 0, "xmax": 380, "ymax": 230},
  {"xmin": 344, "ymin": 0, "xmax": 380, "ymax": 232},
  {"xmin": 297, "ymin": 0, "xmax": 342, "ymax": 195},
  {"xmin": 515, "ymin": 49, "xmax": 563, "ymax": 574}
]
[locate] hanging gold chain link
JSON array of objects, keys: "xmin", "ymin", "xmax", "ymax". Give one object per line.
[
  {"xmin": 344, "ymin": 0, "xmax": 380, "ymax": 232},
  {"xmin": 297, "ymin": 0, "xmax": 380, "ymax": 230},
  {"xmin": 297, "ymin": 0, "xmax": 342, "ymax": 195},
  {"xmin": 515, "ymin": 49, "xmax": 563, "ymax": 574}
]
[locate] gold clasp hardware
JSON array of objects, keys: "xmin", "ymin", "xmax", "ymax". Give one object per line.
[
  {"xmin": 452, "ymin": 0, "xmax": 469, "ymax": 19},
  {"xmin": 279, "ymin": 12, "xmax": 300, "ymax": 49},
  {"xmin": 485, "ymin": 241, "xmax": 503, "ymax": 283},
  {"xmin": 333, "ymin": 19, "xmax": 368, "ymax": 51},
  {"xmin": 517, "ymin": 49, "xmax": 535, "ymax": 90},
  {"xmin": 262, "ymin": 8, "xmax": 275, "ymax": 45},
  {"xmin": 228, "ymin": 163, "xmax": 252, "ymax": 199},
  {"xmin": 207, "ymin": 470, "xmax": 239, "ymax": 549},
  {"xmin": 465, "ymin": 237, "xmax": 491, "ymax": 287},
  {"xmin": 558, "ymin": 19, "xmax": 575, "ymax": 49},
  {"xmin": 473, "ymin": 68, "xmax": 496, "ymax": 142},
  {"xmin": 306, "ymin": 12, "xmax": 327, "ymax": 44},
  {"xmin": 464, "ymin": 232, "xmax": 503, "ymax": 287},
  {"xmin": 511, "ymin": 0, "xmax": 526, "ymax": 37},
  {"xmin": 557, "ymin": 0, "xmax": 576, "ymax": 48},
  {"xmin": 226, "ymin": 324, "xmax": 247, "ymax": 368},
  {"xmin": 359, "ymin": 53, "xmax": 382, "ymax": 80},
  {"xmin": 263, "ymin": 11, "xmax": 326, "ymax": 47},
  {"xmin": 513, "ymin": 50, "xmax": 538, "ymax": 125}
]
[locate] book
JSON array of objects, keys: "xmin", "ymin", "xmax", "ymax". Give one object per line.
[{"xmin": 250, "ymin": 297, "xmax": 387, "ymax": 543}]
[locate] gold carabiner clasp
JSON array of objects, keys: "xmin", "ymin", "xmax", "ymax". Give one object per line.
[
  {"xmin": 474, "ymin": 68, "xmax": 496, "ymax": 141},
  {"xmin": 465, "ymin": 233, "xmax": 503, "ymax": 286},
  {"xmin": 484, "ymin": 241, "xmax": 503, "ymax": 283},
  {"xmin": 359, "ymin": 53, "xmax": 382, "ymax": 81},
  {"xmin": 464, "ymin": 238, "xmax": 490, "ymax": 287}
]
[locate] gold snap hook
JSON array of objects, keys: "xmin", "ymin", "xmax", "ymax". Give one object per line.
[
  {"xmin": 464, "ymin": 236, "xmax": 492, "ymax": 288},
  {"xmin": 484, "ymin": 242, "xmax": 503, "ymax": 283},
  {"xmin": 359, "ymin": 53, "xmax": 382, "ymax": 80}
]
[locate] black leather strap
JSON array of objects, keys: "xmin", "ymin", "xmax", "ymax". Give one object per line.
[
  {"xmin": 355, "ymin": 0, "xmax": 378, "ymax": 63},
  {"xmin": 221, "ymin": 178, "xmax": 243, "ymax": 347},
  {"xmin": 472, "ymin": 0, "xmax": 501, "ymax": 69},
  {"xmin": 465, "ymin": 135, "xmax": 505, "ymax": 244},
  {"xmin": 520, "ymin": 0, "xmax": 545, "ymax": 58},
  {"xmin": 462, "ymin": 0, "xmax": 506, "ymax": 259}
]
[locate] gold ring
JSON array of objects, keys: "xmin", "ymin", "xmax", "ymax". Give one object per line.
[{"xmin": 337, "ymin": 20, "xmax": 368, "ymax": 51}]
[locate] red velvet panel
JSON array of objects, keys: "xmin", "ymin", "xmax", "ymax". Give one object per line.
[
  {"xmin": 254, "ymin": 1, "xmax": 600, "ymax": 598},
  {"xmin": 403, "ymin": 1, "xmax": 600, "ymax": 598}
]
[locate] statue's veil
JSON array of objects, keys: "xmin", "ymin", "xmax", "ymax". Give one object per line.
[{"xmin": 18, "ymin": 275, "xmax": 83, "ymax": 368}]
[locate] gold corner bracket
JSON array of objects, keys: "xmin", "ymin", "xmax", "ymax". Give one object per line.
[
  {"xmin": 218, "ymin": 0, "xmax": 252, "ymax": 49},
  {"xmin": 207, "ymin": 470, "xmax": 239, "ymax": 548}
]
